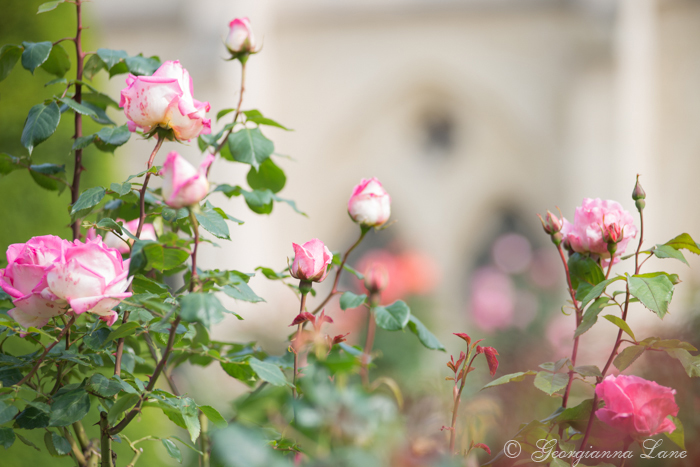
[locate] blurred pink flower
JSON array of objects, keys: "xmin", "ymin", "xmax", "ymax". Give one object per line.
[
  {"xmin": 492, "ymin": 233, "xmax": 532, "ymax": 274},
  {"xmin": 469, "ymin": 266, "xmax": 515, "ymax": 332},
  {"xmin": 546, "ymin": 314, "xmax": 573, "ymax": 360}
]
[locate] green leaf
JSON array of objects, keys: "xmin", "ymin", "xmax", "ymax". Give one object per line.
[
  {"xmin": 95, "ymin": 125, "xmax": 131, "ymax": 152},
  {"xmin": 21, "ymin": 41, "xmax": 52, "ymax": 73},
  {"xmin": 199, "ymin": 405, "xmax": 228, "ymax": 428},
  {"xmin": 37, "ymin": 0, "xmax": 65, "ymax": 13},
  {"xmin": 665, "ymin": 416, "xmax": 685, "ymax": 450},
  {"xmin": 627, "ymin": 273, "xmax": 674, "ymax": 319},
  {"xmin": 374, "ymin": 300, "xmax": 410, "ymax": 331},
  {"xmin": 407, "ymin": 315, "xmax": 445, "ymax": 351},
  {"xmin": 0, "ymin": 44, "xmax": 23, "ymax": 82},
  {"xmin": 0, "ymin": 402, "xmax": 18, "ymax": 425},
  {"xmin": 221, "ymin": 362, "xmax": 256, "ymax": 387},
  {"xmin": 162, "ymin": 438, "xmax": 183, "ymax": 463},
  {"xmin": 196, "ymin": 204, "xmax": 231, "ymax": 240},
  {"xmin": 664, "ymin": 233, "xmax": 700, "ymax": 255},
  {"xmin": 59, "ymin": 97, "xmax": 98, "ymax": 117},
  {"xmin": 44, "ymin": 432, "xmax": 71, "ymax": 456},
  {"xmin": 70, "ymin": 186, "xmax": 106, "ymax": 216},
  {"xmin": 246, "ymin": 158, "xmax": 286, "ymax": 193},
  {"xmin": 15, "ymin": 433, "xmax": 39, "ymax": 451},
  {"xmin": 568, "ymin": 253, "xmax": 605, "ymax": 298},
  {"xmin": 0, "ymin": 428, "xmax": 15, "ymax": 449},
  {"xmin": 653, "ymin": 245, "xmax": 689, "ymax": 266},
  {"xmin": 107, "ymin": 322, "xmax": 141, "ymax": 342},
  {"xmin": 180, "ymin": 293, "xmax": 226, "ymax": 329},
  {"xmin": 86, "ymin": 373, "xmax": 122, "ymax": 397},
  {"xmin": 223, "ymin": 275, "xmax": 264, "ymax": 303},
  {"xmin": 164, "ymin": 249, "xmax": 189, "ymax": 271},
  {"xmin": 339, "ymin": 291, "xmax": 366, "ymax": 310},
  {"xmin": 272, "ymin": 194, "xmax": 306, "ymax": 216},
  {"xmin": 29, "ymin": 163, "xmax": 67, "ymax": 192},
  {"xmin": 107, "ymin": 394, "xmax": 140, "ymax": 426},
  {"xmin": 96, "ymin": 48, "xmax": 128, "ymax": 69},
  {"xmin": 41, "ymin": 43, "xmax": 70, "ymax": 77},
  {"xmin": 15, "ymin": 406, "xmax": 50, "ymax": 429},
  {"xmin": 83, "ymin": 54, "xmax": 106, "ymax": 80},
  {"xmin": 49, "ymin": 389, "xmax": 91, "ymax": 427},
  {"xmin": 216, "ymin": 108, "xmax": 234, "ymax": 121},
  {"xmin": 83, "ymin": 328, "xmax": 110, "ymax": 350},
  {"xmin": 574, "ymin": 297, "xmax": 609, "ymax": 338},
  {"xmin": 248, "ymin": 358, "xmax": 288, "ymax": 387},
  {"xmin": 96, "ymin": 217, "xmax": 124, "ymax": 235},
  {"xmin": 481, "ymin": 371, "xmax": 536, "ymax": 390},
  {"xmin": 664, "ymin": 349, "xmax": 700, "ymax": 377},
  {"xmin": 613, "ymin": 345, "xmax": 645, "ymax": 372},
  {"xmin": 241, "ymin": 189, "xmax": 273, "ymax": 215},
  {"xmin": 129, "ymin": 240, "xmax": 160, "ymax": 276},
  {"xmin": 533, "ymin": 371, "xmax": 569, "ymax": 395},
  {"xmin": 602, "ymin": 314, "xmax": 636, "ymax": 341},
  {"xmin": 21, "ymin": 102, "xmax": 61, "ymax": 154},
  {"xmin": 574, "ymin": 365, "xmax": 602, "ymax": 377},
  {"xmin": 83, "ymin": 102, "xmax": 115, "ymax": 125},
  {"xmin": 578, "ymin": 276, "xmax": 624, "ymax": 309},
  {"xmin": 125, "ymin": 55, "xmax": 160, "ymax": 76},
  {"xmin": 243, "ymin": 110, "xmax": 292, "ymax": 130},
  {"xmin": 227, "ymin": 127, "xmax": 274, "ymax": 170},
  {"xmin": 72, "ymin": 134, "xmax": 96, "ymax": 151}
]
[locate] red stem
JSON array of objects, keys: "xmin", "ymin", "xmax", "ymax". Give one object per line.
[
  {"xmin": 292, "ymin": 291, "xmax": 308, "ymax": 398},
  {"xmin": 70, "ymin": 0, "xmax": 85, "ymax": 241},
  {"xmin": 360, "ymin": 302, "xmax": 377, "ymax": 387},
  {"xmin": 14, "ymin": 316, "xmax": 76, "ymax": 387},
  {"xmin": 449, "ymin": 352, "xmax": 478, "ymax": 455},
  {"xmin": 556, "ymin": 244, "xmax": 582, "ymax": 408}
]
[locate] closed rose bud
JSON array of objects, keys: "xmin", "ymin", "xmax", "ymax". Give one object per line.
[
  {"xmin": 0, "ymin": 235, "xmax": 71, "ymax": 328},
  {"xmin": 537, "ymin": 210, "xmax": 562, "ymax": 235},
  {"xmin": 225, "ymin": 18, "xmax": 256, "ymax": 55},
  {"xmin": 47, "ymin": 236, "xmax": 132, "ymax": 326},
  {"xmin": 120, "ymin": 60, "xmax": 211, "ymax": 141},
  {"xmin": 632, "ymin": 175, "xmax": 646, "ymax": 211},
  {"xmin": 348, "ymin": 177, "xmax": 391, "ymax": 228},
  {"xmin": 161, "ymin": 152, "xmax": 214, "ymax": 209},
  {"xmin": 364, "ymin": 262, "xmax": 389, "ymax": 293},
  {"xmin": 595, "ymin": 375, "xmax": 678, "ymax": 439},
  {"xmin": 290, "ymin": 239, "xmax": 333, "ymax": 283}
]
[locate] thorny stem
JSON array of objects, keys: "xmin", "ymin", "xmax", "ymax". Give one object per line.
[
  {"xmin": 115, "ymin": 137, "xmax": 166, "ymax": 378},
  {"xmin": 578, "ymin": 206, "xmax": 645, "ymax": 452},
  {"xmin": 70, "ymin": 0, "xmax": 85, "ymax": 241},
  {"xmin": 199, "ymin": 412, "xmax": 210, "ymax": 467},
  {"xmin": 63, "ymin": 426, "xmax": 87, "ymax": 466},
  {"xmin": 555, "ymin": 244, "xmax": 582, "ymax": 409},
  {"xmin": 310, "ymin": 228, "xmax": 368, "ymax": 316},
  {"xmin": 208, "ymin": 61, "xmax": 247, "ymax": 175},
  {"xmin": 292, "ymin": 292, "xmax": 308, "ymax": 398},
  {"xmin": 360, "ymin": 295, "xmax": 378, "ymax": 387},
  {"xmin": 100, "ymin": 412, "xmax": 113, "ymax": 467},
  {"xmin": 14, "ymin": 316, "xmax": 75, "ymax": 387},
  {"xmin": 189, "ymin": 209, "xmax": 200, "ymax": 292},
  {"xmin": 449, "ymin": 352, "xmax": 478, "ymax": 455}
]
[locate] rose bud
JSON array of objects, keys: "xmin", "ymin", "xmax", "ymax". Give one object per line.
[
  {"xmin": 47, "ymin": 236, "xmax": 132, "ymax": 326},
  {"xmin": 348, "ymin": 177, "xmax": 391, "ymax": 228},
  {"xmin": 632, "ymin": 175, "xmax": 646, "ymax": 211},
  {"xmin": 537, "ymin": 210, "xmax": 562, "ymax": 235},
  {"xmin": 290, "ymin": 239, "xmax": 333, "ymax": 283},
  {"xmin": 364, "ymin": 262, "xmax": 389, "ymax": 293},
  {"xmin": 0, "ymin": 235, "xmax": 71, "ymax": 328},
  {"xmin": 560, "ymin": 198, "xmax": 637, "ymax": 266},
  {"xmin": 120, "ymin": 60, "xmax": 211, "ymax": 141},
  {"xmin": 161, "ymin": 152, "xmax": 214, "ymax": 209},
  {"xmin": 225, "ymin": 18, "xmax": 257, "ymax": 56},
  {"xmin": 595, "ymin": 375, "xmax": 679, "ymax": 439}
]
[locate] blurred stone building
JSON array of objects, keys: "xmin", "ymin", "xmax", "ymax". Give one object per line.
[{"xmin": 92, "ymin": 0, "xmax": 700, "ymax": 400}]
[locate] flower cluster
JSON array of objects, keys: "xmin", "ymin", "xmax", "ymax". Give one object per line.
[{"xmin": 0, "ymin": 235, "xmax": 132, "ymax": 328}]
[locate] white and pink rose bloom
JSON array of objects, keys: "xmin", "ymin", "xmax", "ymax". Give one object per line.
[
  {"xmin": 595, "ymin": 374, "xmax": 679, "ymax": 439},
  {"xmin": 225, "ymin": 18, "xmax": 258, "ymax": 56},
  {"xmin": 120, "ymin": 60, "xmax": 211, "ymax": 141},
  {"xmin": 290, "ymin": 239, "xmax": 333, "ymax": 283},
  {"xmin": 0, "ymin": 235, "xmax": 132, "ymax": 328},
  {"xmin": 561, "ymin": 198, "xmax": 637, "ymax": 265},
  {"xmin": 88, "ymin": 219, "xmax": 157, "ymax": 255},
  {"xmin": 348, "ymin": 178, "xmax": 391, "ymax": 228},
  {"xmin": 161, "ymin": 151, "xmax": 214, "ymax": 209}
]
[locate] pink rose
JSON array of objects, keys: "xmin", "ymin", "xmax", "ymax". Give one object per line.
[
  {"xmin": 595, "ymin": 374, "xmax": 679, "ymax": 439},
  {"xmin": 561, "ymin": 198, "xmax": 637, "ymax": 264},
  {"xmin": 88, "ymin": 219, "xmax": 157, "ymax": 254},
  {"xmin": 225, "ymin": 18, "xmax": 256, "ymax": 55},
  {"xmin": 363, "ymin": 262, "xmax": 389, "ymax": 293},
  {"xmin": 161, "ymin": 152, "xmax": 214, "ymax": 209},
  {"xmin": 290, "ymin": 239, "xmax": 333, "ymax": 283},
  {"xmin": 47, "ymin": 237, "xmax": 132, "ymax": 327},
  {"xmin": 348, "ymin": 178, "xmax": 391, "ymax": 228},
  {"xmin": 0, "ymin": 235, "xmax": 70, "ymax": 328},
  {"xmin": 120, "ymin": 60, "xmax": 211, "ymax": 141}
]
